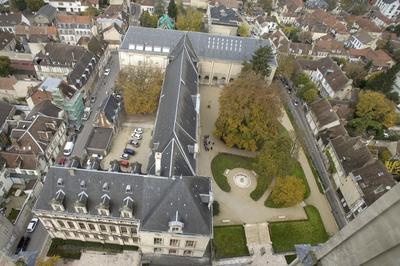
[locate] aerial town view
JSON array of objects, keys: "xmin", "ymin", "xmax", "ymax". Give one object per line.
[{"xmin": 0, "ymin": 0, "xmax": 399, "ymax": 265}]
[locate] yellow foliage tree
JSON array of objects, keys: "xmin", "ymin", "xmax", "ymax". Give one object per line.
[
  {"xmin": 176, "ymin": 8, "xmax": 203, "ymax": 32},
  {"xmin": 238, "ymin": 24, "xmax": 249, "ymax": 37},
  {"xmin": 117, "ymin": 67, "xmax": 163, "ymax": 115},
  {"xmin": 36, "ymin": 256, "xmax": 60, "ymax": 266},
  {"xmin": 270, "ymin": 176, "xmax": 305, "ymax": 207}
]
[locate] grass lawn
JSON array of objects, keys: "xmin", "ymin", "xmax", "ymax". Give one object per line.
[
  {"xmin": 211, "ymin": 153, "xmax": 254, "ymax": 192},
  {"xmin": 264, "ymin": 160, "xmax": 310, "ymax": 208},
  {"xmin": 213, "ymin": 225, "xmax": 249, "ymax": 259},
  {"xmin": 269, "ymin": 205, "xmax": 329, "ymax": 253},
  {"xmin": 47, "ymin": 239, "xmax": 138, "ymax": 259},
  {"xmin": 7, "ymin": 208, "xmax": 20, "ymax": 223}
]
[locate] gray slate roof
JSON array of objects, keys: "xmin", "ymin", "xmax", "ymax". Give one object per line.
[
  {"xmin": 0, "ymin": 101, "xmax": 14, "ymax": 127},
  {"xmin": 147, "ymin": 34, "xmax": 198, "ymax": 177},
  {"xmin": 120, "ymin": 26, "xmax": 275, "ymax": 64},
  {"xmin": 209, "ymin": 5, "xmax": 241, "ymax": 26},
  {"xmin": 35, "ymin": 167, "xmax": 212, "ymax": 235},
  {"xmin": 36, "ymin": 4, "xmax": 57, "ymax": 21},
  {"xmin": 27, "ymin": 100, "xmax": 61, "ymax": 120}
]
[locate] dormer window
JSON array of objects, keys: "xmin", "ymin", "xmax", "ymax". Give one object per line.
[
  {"xmin": 120, "ymin": 196, "xmax": 133, "ymax": 218},
  {"xmin": 168, "ymin": 211, "xmax": 184, "ymax": 233},
  {"xmin": 74, "ymin": 191, "xmax": 88, "ymax": 214},
  {"xmin": 51, "ymin": 189, "xmax": 65, "ymax": 211},
  {"xmin": 97, "ymin": 194, "xmax": 110, "ymax": 216}
]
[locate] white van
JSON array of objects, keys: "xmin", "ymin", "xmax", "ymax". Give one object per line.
[{"xmin": 63, "ymin": 141, "xmax": 74, "ymax": 156}]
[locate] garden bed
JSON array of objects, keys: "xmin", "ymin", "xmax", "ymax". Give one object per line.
[
  {"xmin": 213, "ymin": 225, "xmax": 249, "ymax": 259},
  {"xmin": 269, "ymin": 205, "xmax": 329, "ymax": 252}
]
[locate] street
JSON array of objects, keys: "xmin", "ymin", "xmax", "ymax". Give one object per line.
[
  {"xmin": 26, "ymin": 221, "xmax": 47, "ymax": 253},
  {"xmin": 71, "ymin": 52, "xmax": 120, "ymax": 158},
  {"xmin": 281, "ymin": 80, "xmax": 348, "ymax": 229}
]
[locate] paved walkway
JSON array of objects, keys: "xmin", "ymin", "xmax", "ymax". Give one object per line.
[
  {"xmin": 198, "ymin": 85, "xmax": 338, "ymax": 235},
  {"xmin": 280, "ymin": 111, "xmax": 338, "ymax": 235},
  {"xmin": 198, "ymin": 85, "xmax": 307, "ymax": 225},
  {"xmin": 56, "ymin": 251, "xmax": 140, "ymax": 266}
]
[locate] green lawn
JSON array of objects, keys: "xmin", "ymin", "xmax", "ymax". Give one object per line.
[
  {"xmin": 47, "ymin": 239, "xmax": 138, "ymax": 259},
  {"xmin": 211, "ymin": 153, "xmax": 254, "ymax": 192},
  {"xmin": 264, "ymin": 160, "xmax": 310, "ymax": 208},
  {"xmin": 269, "ymin": 205, "xmax": 329, "ymax": 253},
  {"xmin": 213, "ymin": 225, "xmax": 249, "ymax": 259}
]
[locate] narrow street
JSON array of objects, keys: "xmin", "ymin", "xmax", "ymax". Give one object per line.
[
  {"xmin": 71, "ymin": 52, "xmax": 120, "ymax": 158},
  {"xmin": 281, "ymin": 81, "xmax": 348, "ymax": 229}
]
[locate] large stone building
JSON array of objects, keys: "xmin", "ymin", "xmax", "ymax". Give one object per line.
[
  {"xmin": 34, "ymin": 34, "xmax": 213, "ymax": 261},
  {"xmin": 118, "ymin": 26, "xmax": 277, "ymax": 86}
]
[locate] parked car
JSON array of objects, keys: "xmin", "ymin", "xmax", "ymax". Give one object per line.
[
  {"xmin": 121, "ymin": 153, "xmax": 129, "ymax": 160},
  {"xmin": 27, "ymin": 218, "xmax": 39, "ymax": 233},
  {"xmin": 21, "ymin": 237, "xmax": 30, "ymax": 251},
  {"xmin": 57, "ymin": 157, "xmax": 66, "ymax": 165},
  {"xmin": 133, "ymin": 127, "xmax": 143, "ymax": 134},
  {"xmin": 68, "ymin": 133, "xmax": 77, "ymax": 144},
  {"xmin": 124, "ymin": 148, "xmax": 135, "ymax": 155},
  {"xmin": 104, "ymin": 68, "xmax": 111, "ymax": 76},
  {"xmin": 132, "ymin": 133, "xmax": 142, "ymax": 140},
  {"xmin": 293, "ymin": 100, "xmax": 299, "ymax": 106},
  {"xmin": 63, "ymin": 141, "xmax": 74, "ymax": 156},
  {"xmin": 129, "ymin": 139, "xmax": 140, "ymax": 147},
  {"xmin": 15, "ymin": 237, "xmax": 31, "ymax": 253},
  {"xmin": 82, "ymin": 107, "xmax": 91, "ymax": 121},
  {"xmin": 90, "ymin": 96, "xmax": 96, "ymax": 103},
  {"xmin": 119, "ymin": 160, "xmax": 129, "ymax": 167}
]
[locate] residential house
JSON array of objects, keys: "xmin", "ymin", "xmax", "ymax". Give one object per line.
[
  {"xmin": 86, "ymin": 95, "xmax": 120, "ymax": 156},
  {"xmin": 15, "ymin": 25, "xmax": 58, "ymax": 55},
  {"xmin": 305, "ymin": 0, "xmax": 328, "ymax": 10},
  {"xmin": 96, "ymin": 4, "xmax": 128, "ymax": 32},
  {"xmin": 56, "ymin": 14, "xmax": 93, "ymax": 45},
  {"xmin": 276, "ymin": 0, "xmax": 304, "ymax": 14},
  {"xmin": 312, "ymin": 35, "xmax": 347, "ymax": 58},
  {"xmin": 0, "ymin": 114, "xmax": 67, "ymax": 179},
  {"xmin": 119, "ymin": 26, "xmax": 277, "ymax": 86},
  {"xmin": 369, "ymin": 10, "xmax": 393, "ymax": 29},
  {"xmin": 26, "ymin": 99, "xmax": 63, "ymax": 120},
  {"xmin": 345, "ymin": 30, "xmax": 377, "ymax": 50},
  {"xmin": 288, "ymin": 42, "xmax": 312, "ymax": 56},
  {"xmin": 209, "ymin": 0, "xmax": 242, "ymax": 9},
  {"xmin": 278, "ymin": 11, "xmax": 298, "ymax": 25},
  {"xmin": 0, "ymin": 31, "xmax": 16, "ymax": 51},
  {"xmin": 139, "ymin": 0, "xmax": 156, "ymax": 14},
  {"xmin": 101, "ymin": 24, "xmax": 123, "ymax": 47},
  {"xmin": 34, "ymin": 4, "xmax": 58, "ymax": 25},
  {"xmin": 44, "ymin": 0, "xmax": 99, "ymax": 13},
  {"xmin": 348, "ymin": 48, "xmax": 395, "ymax": 72},
  {"xmin": 207, "ymin": 4, "xmax": 242, "ymax": 36},
  {"xmin": 374, "ymin": 0, "xmax": 400, "ymax": 20},
  {"xmin": 0, "ymin": 12, "xmax": 30, "ymax": 33},
  {"xmin": 0, "ymin": 77, "xmax": 40, "ymax": 103},
  {"xmin": 298, "ymin": 57, "xmax": 353, "ymax": 99},
  {"xmin": 253, "ymin": 16, "xmax": 278, "ymax": 37},
  {"xmin": 348, "ymin": 16, "xmax": 382, "ymax": 38},
  {"xmin": 0, "ymin": 102, "xmax": 15, "ymax": 149},
  {"xmin": 37, "ymin": 78, "xmax": 84, "ymax": 129},
  {"xmin": 34, "ymin": 34, "xmax": 213, "ymax": 262},
  {"xmin": 326, "ymin": 136, "xmax": 396, "ymax": 221},
  {"xmin": 33, "ymin": 43, "xmax": 98, "ymax": 92}
]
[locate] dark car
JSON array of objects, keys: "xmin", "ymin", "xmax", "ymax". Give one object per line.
[
  {"xmin": 123, "ymin": 148, "xmax": 135, "ymax": 155},
  {"xmin": 15, "ymin": 237, "xmax": 30, "ymax": 254},
  {"xmin": 21, "ymin": 237, "xmax": 31, "ymax": 251}
]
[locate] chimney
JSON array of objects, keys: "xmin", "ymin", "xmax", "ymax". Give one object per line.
[{"xmin": 155, "ymin": 152, "xmax": 162, "ymax": 176}]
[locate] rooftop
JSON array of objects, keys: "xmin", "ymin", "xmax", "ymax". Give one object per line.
[
  {"xmin": 36, "ymin": 4, "xmax": 57, "ymax": 20},
  {"xmin": 309, "ymin": 99, "xmax": 340, "ymax": 127},
  {"xmin": 0, "ymin": 12, "xmax": 23, "ymax": 27},
  {"xmin": 209, "ymin": 4, "xmax": 241, "ymax": 27},
  {"xmin": 35, "ymin": 167, "xmax": 212, "ymax": 235},
  {"xmin": 86, "ymin": 127, "xmax": 114, "ymax": 151}
]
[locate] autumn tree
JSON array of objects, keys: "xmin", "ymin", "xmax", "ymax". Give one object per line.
[
  {"xmin": 0, "ymin": 56, "xmax": 11, "ymax": 77},
  {"xmin": 117, "ymin": 67, "xmax": 163, "ymax": 115},
  {"xmin": 35, "ymin": 256, "xmax": 60, "ymax": 266},
  {"xmin": 26, "ymin": 0, "xmax": 44, "ymax": 11},
  {"xmin": 295, "ymin": 73, "xmax": 318, "ymax": 103},
  {"xmin": 344, "ymin": 62, "xmax": 367, "ymax": 88},
  {"xmin": 276, "ymin": 54, "xmax": 299, "ymax": 81},
  {"xmin": 270, "ymin": 176, "xmax": 306, "ymax": 207},
  {"xmin": 83, "ymin": 6, "xmax": 100, "ymax": 17},
  {"xmin": 214, "ymin": 72, "xmax": 282, "ymax": 151},
  {"xmin": 258, "ymin": 0, "xmax": 272, "ymax": 13},
  {"xmin": 348, "ymin": 90, "xmax": 397, "ymax": 135},
  {"xmin": 249, "ymin": 46, "xmax": 274, "ymax": 78},
  {"xmin": 176, "ymin": 8, "xmax": 203, "ymax": 32},
  {"xmin": 238, "ymin": 24, "xmax": 249, "ymax": 37},
  {"xmin": 140, "ymin": 11, "xmax": 158, "ymax": 28},
  {"xmin": 168, "ymin": 0, "xmax": 178, "ymax": 20},
  {"xmin": 254, "ymin": 133, "xmax": 295, "ymax": 180}
]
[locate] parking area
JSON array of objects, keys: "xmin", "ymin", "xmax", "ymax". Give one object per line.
[{"xmin": 101, "ymin": 124, "xmax": 153, "ymax": 173}]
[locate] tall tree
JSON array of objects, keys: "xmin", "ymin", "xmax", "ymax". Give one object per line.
[
  {"xmin": 214, "ymin": 72, "xmax": 282, "ymax": 151},
  {"xmin": 254, "ymin": 133, "xmax": 295, "ymax": 179},
  {"xmin": 276, "ymin": 54, "xmax": 298, "ymax": 81},
  {"xmin": 83, "ymin": 6, "xmax": 100, "ymax": 17},
  {"xmin": 117, "ymin": 67, "xmax": 163, "ymax": 114},
  {"xmin": 343, "ymin": 62, "xmax": 367, "ymax": 88},
  {"xmin": 26, "ymin": 0, "xmax": 44, "ymax": 11},
  {"xmin": 176, "ymin": 8, "xmax": 203, "ymax": 32},
  {"xmin": 249, "ymin": 46, "xmax": 273, "ymax": 78},
  {"xmin": 270, "ymin": 176, "xmax": 306, "ymax": 207},
  {"xmin": 154, "ymin": 0, "xmax": 165, "ymax": 17},
  {"xmin": 237, "ymin": 24, "xmax": 249, "ymax": 37},
  {"xmin": 139, "ymin": 11, "xmax": 158, "ymax": 28},
  {"xmin": 349, "ymin": 90, "xmax": 397, "ymax": 135},
  {"xmin": 365, "ymin": 64, "xmax": 400, "ymax": 103},
  {"xmin": 10, "ymin": 0, "xmax": 26, "ymax": 11},
  {"xmin": 0, "ymin": 56, "xmax": 11, "ymax": 77},
  {"xmin": 167, "ymin": 0, "xmax": 178, "ymax": 20},
  {"xmin": 258, "ymin": 0, "xmax": 272, "ymax": 14}
]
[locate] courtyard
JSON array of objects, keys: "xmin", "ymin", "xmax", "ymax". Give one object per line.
[{"xmin": 198, "ymin": 85, "xmax": 338, "ymax": 235}]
